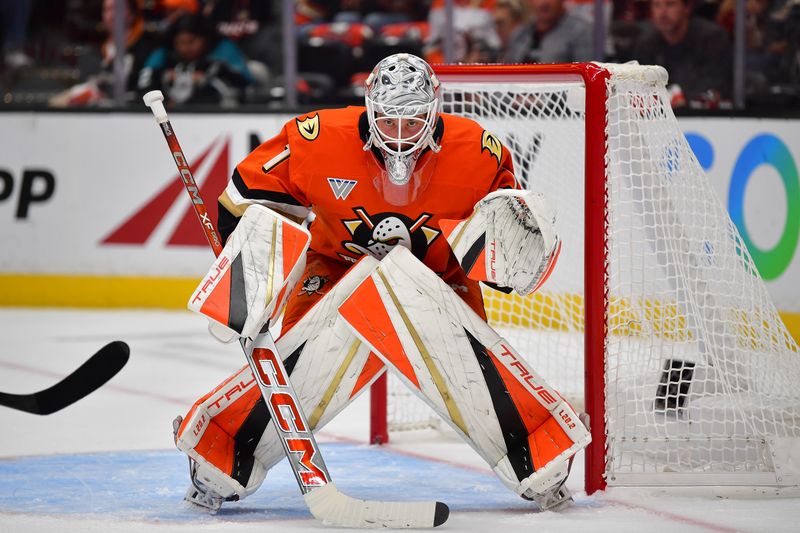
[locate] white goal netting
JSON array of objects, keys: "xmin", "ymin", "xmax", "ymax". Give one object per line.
[{"xmin": 385, "ymin": 63, "xmax": 800, "ymax": 487}]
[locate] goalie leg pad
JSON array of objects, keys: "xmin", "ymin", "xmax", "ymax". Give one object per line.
[
  {"xmin": 175, "ymin": 363, "xmax": 270, "ymax": 500},
  {"xmin": 338, "ymin": 246, "xmax": 590, "ymax": 498},
  {"xmin": 175, "ymin": 255, "xmax": 384, "ymax": 501}
]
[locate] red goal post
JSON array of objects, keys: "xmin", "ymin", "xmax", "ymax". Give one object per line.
[{"xmin": 368, "ymin": 62, "xmax": 800, "ymax": 496}]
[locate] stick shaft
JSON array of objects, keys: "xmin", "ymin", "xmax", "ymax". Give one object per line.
[
  {"xmin": 156, "ymin": 120, "xmax": 224, "ymax": 256},
  {"xmin": 148, "ymin": 110, "xmax": 333, "ymax": 495}
]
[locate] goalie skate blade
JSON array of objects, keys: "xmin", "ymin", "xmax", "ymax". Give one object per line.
[{"xmin": 303, "ymin": 482, "xmax": 449, "ymax": 528}]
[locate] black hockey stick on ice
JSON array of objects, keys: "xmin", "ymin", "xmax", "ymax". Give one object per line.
[
  {"xmin": 143, "ymin": 90, "xmax": 448, "ymax": 528},
  {"xmin": 0, "ymin": 341, "xmax": 129, "ymax": 415}
]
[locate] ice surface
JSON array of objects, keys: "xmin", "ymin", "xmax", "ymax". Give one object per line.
[{"xmin": 1, "ymin": 309, "xmax": 797, "ymax": 532}]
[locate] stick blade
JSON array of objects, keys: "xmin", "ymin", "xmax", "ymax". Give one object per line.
[
  {"xmin": 304, "ymin": 482, "xmax": 449, "ymax": 528},
  {"xmin": 0, "ymin": 341, "xmax": 130, "ymax": 415}
]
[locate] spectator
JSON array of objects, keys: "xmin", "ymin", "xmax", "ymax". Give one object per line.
[
  {"xmin": 718, "ymin": 0, "xmax": 799, "ymax": 89},
  {"xmin": 99, "ymin": 0, "xmax": 200, "ymax": 88},
  {"xmin": 565, "ymin": 0, "xmax": 615, "ymax": 56},
  {"xmin": 611, "ymin": 0, "xmax": 650, "ymax": 60},
  {"xmin": 425, "ymin": 0, "xmax": 500, "ymax": 64},
  {"xmin": 466, "ymin": 0, "xmax": 530, "ymax": 62},
  {"xmin": 614, "ymin": 0, "xmax": 651, "ymax": 22},
  {"xmin": 633, "ymin": 0, "xmax": 733, "ymax": 107},
  {"xmin": 202, "ymin": 0, "xmax": 280, "ymax": 71},
  {"xmin": 717, "ymin": 0, "xmax": 779, "ymax": 89},
  {"xmin": 296, "ymin": 0, "xmax": 342, "ymax": 28},
  {"xmin": 769, "ymin": 0, "xmax": 800, "ymax": 85},
  {"xmin": 137, "ymin": 13, "xmax": 253, "ymax": 107},
  {"xmin": 334, "ymin": 0, "xmax": 427, "ymax": 29},
  {"xmin": 99, "ymin": 0, "xmax": 162, "ymax": 91},
  {"xmin": 493, "ymin": 0, "xmax": 531, "ymax": 62},
  {"xmin": 0, "ymin": 0, "xmax": 33, "ymax": 68},
  {"xmin": 49, "ymin": 0, "xmax": 200, "ymax": 107},
  {"xmin": 518, "ymin": 0, "xmax": 594, "ymax": 63}
]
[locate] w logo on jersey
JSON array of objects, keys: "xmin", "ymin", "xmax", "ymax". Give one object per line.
[{"xmin": 327, "ymin": 177, "xmax": 357, "ymax": 200}]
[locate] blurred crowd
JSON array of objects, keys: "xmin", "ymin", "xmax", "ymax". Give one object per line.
[{"xmin": 1, "ymin": 0, "xmax": 798, "ymax": 110}]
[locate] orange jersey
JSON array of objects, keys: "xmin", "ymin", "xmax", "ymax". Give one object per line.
[{"xmin": 219, "ymin": 106, "xmax": 517, "ymax": 278}]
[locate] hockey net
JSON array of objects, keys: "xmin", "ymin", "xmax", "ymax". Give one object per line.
[{"xmin": 371, "ymin": 63, "xmax": 800, "ymax": 492}]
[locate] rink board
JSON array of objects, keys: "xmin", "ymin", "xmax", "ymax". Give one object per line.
[{"xmin": 0, "ymin": 113, "xmax": 799, "ymax": 344}]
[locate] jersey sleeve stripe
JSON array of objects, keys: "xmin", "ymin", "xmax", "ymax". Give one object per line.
[
  {"xmin": 226, "ymin": 173, "xmax": 310, "ymax": 219},
  {"xmin": 232, "ymin": 168, "xmax": 304, "ymax": 206},
  {"xmin": 262, "ymin": 145, "xmax": 291, "ymax": 173}
]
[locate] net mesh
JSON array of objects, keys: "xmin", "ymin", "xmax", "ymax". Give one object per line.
[{"xmin": 384, "ymin": 64, "xmax": 800, "ymax": 485}]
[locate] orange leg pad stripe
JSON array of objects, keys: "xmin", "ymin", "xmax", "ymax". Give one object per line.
[
  {"xmin": 467, "ymin": 247, "xmax": 488, "ymax": 281},
  {"xmin": 177, "ymin": 363, "xmax": 251, "ymax": 440},
  {"xmin": 489, "ymin": 351, "xmax": 551, "ymax": 434},
  {"xmin": 194, "ymin": 419, "xmax": 237, "ymax": 475},
  {"xmin": 213, "ymin": 384, "xmax": 263, "ymax": 435},
  {"xmin": 527, "ymin": 416, "xmax": 575, "ymax": 471},
  {"xmin": 280, "ymin": 221, "xmax": 311, "ymax": 274},
  {"xmin": 350, "ymin": 352, "xmax": 386, "ymax": 399},
  {"xmin": 190, "ymin": 364, "xmax": 251, "ymax": 408},
  {"xmin": 339, "ymin": 275, "xmax": 421, "ymax": 388},
  {"xmin": 198, "ymin": 265, "xmax": 233, "ymax": 328},
  {"xmin": 179, "ymin": 370, "xmax": 263, "ymax": 460}
]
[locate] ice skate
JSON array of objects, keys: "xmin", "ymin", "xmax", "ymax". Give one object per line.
[
  {"xmin": 173, "ymin": 415, "xmax": 238, "ymax": 513},
  {"xmin": 521, "ymin": 456, "xmax": 575, "ymax": 512}
]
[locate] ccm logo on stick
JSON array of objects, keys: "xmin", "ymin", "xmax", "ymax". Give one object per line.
[
  {"xmin": 252, "ymin": 348, "xmax": 288, "ymax": 387},
  {"xmin": 271, "ymin": 392, "xmax": 307, "ymax": 432},
  {"xmin": 252, "ymin": 347, "xmax": 330, "ymax": 488},
  {"xmin": 288, "ymin": 438, "xmax": 328, "ymax": 487},
  {"xmin": 172, "ymin": 152, "xmax": 202, "ymax": 202}
]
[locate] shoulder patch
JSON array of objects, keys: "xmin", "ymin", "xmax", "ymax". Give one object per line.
[
  {"xmin": 296, "ymin": 114, "xmax": 320, "ymax": 141},
  {"xmin": 481, "ymin": 130, "xmax": 502, "ymax": 165}
]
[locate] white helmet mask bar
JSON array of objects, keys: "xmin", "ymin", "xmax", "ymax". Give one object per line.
[{"xmin": 364, "ymin": 54, "xmax": 441, "ymax": 186}]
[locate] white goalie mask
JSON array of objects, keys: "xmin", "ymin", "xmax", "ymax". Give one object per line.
[{"xmin": 364, "ymin": 54, "xmax": 442, "ymax": 188}]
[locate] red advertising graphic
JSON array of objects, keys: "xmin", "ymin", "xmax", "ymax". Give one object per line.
[{"xmin": 102, "ymin": 137, "xmax": 230, "ymax": 247}]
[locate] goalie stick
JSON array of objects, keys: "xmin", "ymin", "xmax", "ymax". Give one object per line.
[
  {"xmin": 0, "ymin": 341, "xmax": 129, "ymax": 415},
  {"xmin": 143, "ymin": 90, "xmax": 449, "ymax": 529}
]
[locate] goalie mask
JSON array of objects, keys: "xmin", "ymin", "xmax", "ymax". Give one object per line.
[{"xmin": 364, "ymin": 53, "xmax": 441, "ymax": 200}]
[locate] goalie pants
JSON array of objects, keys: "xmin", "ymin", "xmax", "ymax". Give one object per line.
[{"xmin": 175, "ymin": 251, "xmax": 487, "ymax": 496}]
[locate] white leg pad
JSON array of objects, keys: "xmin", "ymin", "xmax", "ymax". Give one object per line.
[{"xmin": 339, "ymin": 246, "xmax": 591, "ymax": 497}]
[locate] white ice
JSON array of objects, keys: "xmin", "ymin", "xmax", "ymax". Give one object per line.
[{"xmin": 1, "ymin": 308, "xmax": 797, "ymax": 533}]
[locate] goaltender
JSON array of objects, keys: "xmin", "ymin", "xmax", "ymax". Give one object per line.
[{"xmin": 173, "ymin": 53, "xmax": 590, "ymax": 514}]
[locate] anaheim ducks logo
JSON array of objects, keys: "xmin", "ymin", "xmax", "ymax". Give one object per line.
[
  {"xmin": 481, "ymin": 130, "xmax": 502, "ymax": 165},
  {"xmin": 296, "ymin": 114, "xmax": 320, "ymax": 141},
  {"xmin": 300, "ymin": 274, "xmax": 329, "ymax": 296},
  {"xmin": 339, "ymin": 207, "xmax": 440, "ymax": 262}
]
